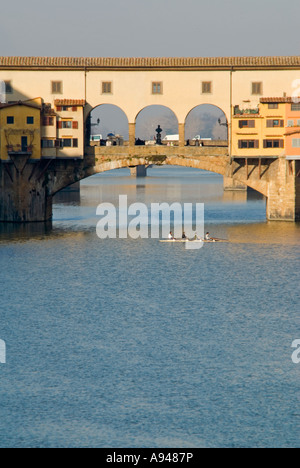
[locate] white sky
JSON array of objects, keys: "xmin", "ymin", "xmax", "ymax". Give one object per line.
[{"xmin": 0, "ymin": 0, "xmax": 299, "ymax": 57}]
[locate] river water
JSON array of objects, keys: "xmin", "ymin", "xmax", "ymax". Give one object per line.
[{"xmin": 0, "ymin": 166, "xmax": 299, "ymax": 448}]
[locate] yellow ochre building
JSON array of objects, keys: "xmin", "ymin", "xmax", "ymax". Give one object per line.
[{"xmin": 232, "ymin": 96, "xmax": 300, "ymax": 159}]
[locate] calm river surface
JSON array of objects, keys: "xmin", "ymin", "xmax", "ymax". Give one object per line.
[{"xmin": 0, "ymin": 166, "xmax": 299, "ymax": 448}]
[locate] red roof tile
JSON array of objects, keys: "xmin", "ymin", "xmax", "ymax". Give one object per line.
[
  {"xmin": 54, "ymin": 99, "xmax": 86, "ymax": 106},
  {"xmin": 260, "ymin": 97, "xmax": 300, "ymax": 103},
  {"xmin": 1, "ymin": 56, "xmax": 300, "ymax": 69}
]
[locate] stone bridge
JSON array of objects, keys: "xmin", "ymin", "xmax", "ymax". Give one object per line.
[{"xmin": 1, "ymin": 144, "xmax": 299, "ymax": 222}]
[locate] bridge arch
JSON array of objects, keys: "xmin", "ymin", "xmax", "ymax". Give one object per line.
[
  {"xmin": 85, "ymin": 103, "xmax": 129, "ymax": 145},
  {"xmin": 185, "ymin": 103, "xmax": 229, "ymax": 142},
  {"xmin": 134, "ymin": 105, "xmax": 179, "ymax": 143}
]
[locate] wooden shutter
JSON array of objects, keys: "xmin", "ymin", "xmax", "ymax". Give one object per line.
[
  {"xmin": 72, "ymin": 121, "xmax": 78, "ymax": 129},
  {"xmin": 72, "ymin": 107, "xmax": 77, "ymax": 112},
  {"xmin": 254, "ymin": 140, "xmax": 259, "ymax": 148},
  {"xmin": 280, "ymin": 140, "xmax": 284, "ymax": 148},
  {"xmin": 249, "ymin": 120, "xmax": 255, "ymax": 128},
  {"xmin": 238, "ymin": 140, "xmax": 242, "ymax": 149},
  {"xmin": 266, "ymin": 120, "xmax": 273, "ymax": 128},
  {"xmin": 263, "ymin": 140, "xmax": 267, "ymax": 148},
  {"xmin": 280, "ymin": 120, "xmax": 284, "ymax": 127}
]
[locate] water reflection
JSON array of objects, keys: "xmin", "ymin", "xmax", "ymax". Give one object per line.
[{"xmin": 0, "ymin": 167, "xmax": 299, "ymax": 245}]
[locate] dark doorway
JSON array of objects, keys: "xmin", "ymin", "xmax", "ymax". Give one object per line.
[{"xmin": 21, "ymin": 136, "xmax": 28, "ymax": 152}]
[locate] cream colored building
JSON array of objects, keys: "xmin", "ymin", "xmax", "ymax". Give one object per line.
[{"xmin": 1, "ymin": 56, "xmax": 300, "ymax": 159}]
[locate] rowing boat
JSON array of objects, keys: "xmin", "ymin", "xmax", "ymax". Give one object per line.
[{"xmin": 159, "ymin": 238, "xmax": 227, "ymax": 243}]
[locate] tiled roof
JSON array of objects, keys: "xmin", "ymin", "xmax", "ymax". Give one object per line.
[
  {"xmin": 260, "ymin": 97, "xmax": 300, "ymax": 103},
  {"xmin": 54, "ymin": 99, "xmax": 86, "ymax": 106},
  {"xmin": 1, "ymin": 56, "xmax": 300, "ymax": 69},
  {"xmin": 0, "ymin": 101, "xmax": 41, "ymax": 110}
]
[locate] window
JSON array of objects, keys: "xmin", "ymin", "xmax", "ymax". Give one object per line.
[
  {"xmin": 297, "ymin": 120, "xmax": 300, "ymax": 127},
  {"xmin": 287, "ymin": 120, "xmax": 294, "ymax": 127},
  {"xmin": 102, "ymin": 82, "xmax": 112, "ymax": 94},
  {"xmin": 51, "ymin": 81, "xmax": 63, "ymax": 94},
  {"xmin": 61, "ymin": 138, "xmax": 72, "ymax": 147},
  {"xmin": 202, "ymin": 82, "xmax": 212, "ymax": 94},
  {"xmin": 152, "ymin": 82, "xmax": 163, "ymax": 94},
  {"xmin": 292, "ymin": 139, "xmax": 300, "ymax": 148},
  {"xmin": 266, "ymin": 119, "xmax": 284, "ymax": 128},
  {"xmin": 42, "ymin": 116, "xmax": 54, "ymax": 126},
  {"xmin": 58, "ymin": 138, "xmax": 78, "ymax": 148},
  {"xmin": 291, "ymin": 103, "xmax": 300, "ymax": 111},
  {"xmin": 62, "ymin": 121, "xmax": 72, "ymax": 129},
  {"xmin": 41, "ymin": 139, "xmax": 55, "ymax": 148},
  {"xmin": 4, "ymin": 81, "xmax": 13, "ymax": 94},
  {"xmin": 57, "ymin": 120, "xmax": 78, "ymax": 129},
  {"xmin": 263, "ymin": 139, "xmax": 284, "ymax": 148},
  {"xmin": 238, "ymin": 140, "xmax": 259, "ymax": 149},
  {"xmin": 7, "ymin": 116, "xmax": 14, "ymax": 124},
  {"xmin": 268, "ymin": 103, "xmax": 278, "ymax": 109},
  {"xmin": 252, "ymin": 82, "xmax": 263, "ymax": 95},
  {"xmin": 238, "ymin": 120, "xmax": 255, "ymax": 128},
  {"xmin": 27, "ymin": 116, "xmax": 34, "ymax": 125}
]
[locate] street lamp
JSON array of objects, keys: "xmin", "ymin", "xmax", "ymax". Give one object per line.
[{"xmin": 218, "ymin": 118, "xmax": 228, "ymax": 128}]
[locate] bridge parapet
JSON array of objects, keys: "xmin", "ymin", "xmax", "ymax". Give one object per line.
[{"xmin": 86, "ymin": 144, "xmax": 229, "ymax": 159}]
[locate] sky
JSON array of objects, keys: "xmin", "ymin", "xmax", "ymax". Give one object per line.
[{"xmin": 0, "ymin": 0, "xmax": 299, "ymax": 57}]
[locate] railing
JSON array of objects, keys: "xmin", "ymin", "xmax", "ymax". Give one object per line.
[{"xmin": 7, "ymin": 145, "xmax": 33, "ymax": 154}]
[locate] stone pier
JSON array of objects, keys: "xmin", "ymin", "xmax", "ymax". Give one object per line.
[
  {"xmin": 0, "ymin": 157, "xmax": 53, "ymax": 222},
  {"xmin": 130, "ymin": 165, "xmax": 147, "ymax": 177},
  {"xmin": 267, "ymin": 158, "xmax": 300, "ymax": 221}
]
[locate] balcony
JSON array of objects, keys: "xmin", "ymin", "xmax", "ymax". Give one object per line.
[
  {"xmin": 7, "ymin": 144, "xmax": 33, "ymax": 156},
  {"xmin": 234, "ymin": 106, "xmax": 259, "ymax": 116}
]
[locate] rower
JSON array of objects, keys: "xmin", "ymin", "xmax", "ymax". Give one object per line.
[
  {"xmin": 168, "ymin": 231, "xmax": 174, "ymax": 240},
  {"xmin": 205, "ymin": 232, "xmax": 212, "ymax": 240},
  {"xmin": 182, "ymin": 232, "xmax": 187, "ymax": 239}
]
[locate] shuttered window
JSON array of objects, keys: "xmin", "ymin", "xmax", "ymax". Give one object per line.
[
  {"xmin": 152, "ymin": 82, "xmax": 163, "ymax": 94},
  {"xmin": 266, "ymin": 120, "xmax": 284, "ymax": 128},
  {"xmin": 239, "ymin": 120, "xmax": 255, "ymax": 128},
  {"xmin": 51, "ymin": 81, "xmax": 63, "ymax": 94},
  {"xmin": 252, "ymin": 82, "xmax": 263, "ymax": 95},
  {"xmin": 238, "ymin": 140, "xmax": 259, "ymax": 149},
  {"xmin": 57, "ymin": 120, "xmax": 78, "ymax": 129},
  {"xmin": 202, "ymin": 82, "xmax": 212, "ymax": 94},
  {"xmin": 263, "ymin": 140, "xmax": 284, "ymax": 148},
  {"xmin": 102, "ymin": 82, "xmax": 112, "ymax": 94}
]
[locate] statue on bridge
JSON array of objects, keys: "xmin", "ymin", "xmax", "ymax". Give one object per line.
[{"xmin": 156, "ymin": 125, "xmax": 163, "ymax": 145}]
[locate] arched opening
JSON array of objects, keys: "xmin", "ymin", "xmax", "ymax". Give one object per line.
[
  {"xmin": 185, "ymin": 104, "xmax": 228, "ymax": 146},
  {"xmin": 86, "ymin": 104, "xmax": 129, "ymax": 147},
  {"xmin": 135, "ymin": 105, "xmax": 179, "ymax": 146}
]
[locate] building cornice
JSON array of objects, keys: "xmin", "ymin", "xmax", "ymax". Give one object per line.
[{"xmin": 1, "ymin": 56, "xmax": 300, "ymax": 71}]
